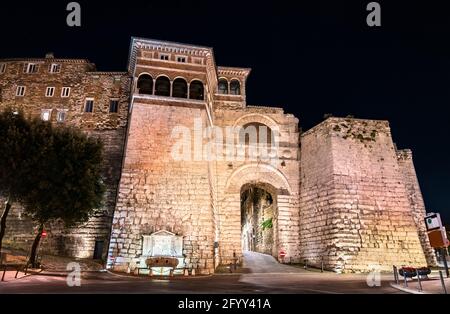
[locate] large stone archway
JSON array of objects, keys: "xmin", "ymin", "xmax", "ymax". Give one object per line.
[
  {"xmin": 218, "ymin": 163, "xmax": 299, "ymax": 266},
  {"xmin": 233, "ymin": 113, "xmax": 280, "ymax": 133},
  {"xmin": 225, "ymin": 163, "xmax": 292, "ymax": 195}
]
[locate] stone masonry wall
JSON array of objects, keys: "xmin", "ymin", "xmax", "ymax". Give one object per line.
[
  {"xmin": 0, "ymin": 57, "xmax": 129, "ymax": 259},
  {"xmin": 300, "ymin": 117, "xmax": 428, "ymax": 272},
  {"xmin": 299, "ymin": 120, "xmax": 336, "ymax": 267},
  {"xmin": 107, "ymin": 99, "xmax": 215, "ymax": 274},
  {"xmin": 397, "ymin": 149, "xmax": 437, "ymax": 266}
]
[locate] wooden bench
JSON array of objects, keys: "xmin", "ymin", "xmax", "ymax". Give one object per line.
[
  {"xmin": 135, "ymin": 257, "xmax": 179, "ymax": 277},
  {"xmin": 0, "ymin": 252, "xmax": 29, "ymax": 281}
]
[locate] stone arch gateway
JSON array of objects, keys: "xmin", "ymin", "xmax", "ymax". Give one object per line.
[
  {"xmin": 218, "ymin": 164, "xmax": 301, "ymax": 266},
  {"xmin": 225, "ymin": 164, "xmax": 292, "ymax": 195}
]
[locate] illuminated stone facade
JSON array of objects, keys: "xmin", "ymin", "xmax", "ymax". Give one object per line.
[
  {"xmin": 0, "ymin": 39, "xmax": 436, "ymax": 273},
  {"xmin": 0, "ymin": 54, "xmax": 130, "ymax": 258},
  {"xmin": 300, "ymin": 118, "xmax": 435, "ymax": 271}
]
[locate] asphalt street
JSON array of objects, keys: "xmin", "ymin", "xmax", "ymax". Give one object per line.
[{"xmin": 0, "ymin": 251, "xmax": 403, "ymax": 294}]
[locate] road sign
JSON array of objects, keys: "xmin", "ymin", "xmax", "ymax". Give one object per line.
[
  {"xmin": 425, "ymin": 213, "xmax": 449, "ymax": 248},
  {"xmin": 425, "ymin": 213, "xmax": 442, "ymax": 231},
  {"xmin": 428, "ymin": 229, "xmax": 449, "ymax": 248}
]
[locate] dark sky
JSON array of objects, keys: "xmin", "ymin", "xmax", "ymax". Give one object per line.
[{"xmin": 1, "ymin": 0, "xmax": 449, "ymax": 223}]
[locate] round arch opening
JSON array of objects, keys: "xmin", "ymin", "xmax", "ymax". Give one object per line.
[{"xmin": 240, "ymin": 183, "xmax": 278, "ymax": 257}]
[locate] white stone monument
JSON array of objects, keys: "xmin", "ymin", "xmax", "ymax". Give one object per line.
[{"xmin": 140, "ymin": 230, "xmax": 184, "ymax": 275}]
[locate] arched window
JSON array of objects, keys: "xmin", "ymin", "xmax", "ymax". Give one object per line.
[
  {"xmin": 189, "ymin": 80, "xmax": 204, "ymax": 100},
  {"xmin": 239, "ymin": 122, "xmax": 274, "ymax": 146},
  {"xmin": 172, "ymin": 78, "xmax": 188, "ymax": 98},
  {"xmin": 230, "ymin": 79, "xmax": 241, "ymax": 95},
  {"xmin": 155, "ymin": 76, "xmax": 170, "ymax": 96},
  {"xmin": 218, "ymin": 78, "xmax": 228, "ymax": 94},
  {"xmin": 137, "ymin": 74, "xmax": 153, "ymax": 95}
]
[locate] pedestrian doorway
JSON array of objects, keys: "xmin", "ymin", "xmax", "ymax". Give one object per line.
[{"xmin": 93, "ymin": 240, "xmax": 104, "ymax": 260}]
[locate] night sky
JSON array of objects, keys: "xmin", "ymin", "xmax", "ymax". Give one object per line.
[{"xmin": 1, "ymin": 1, "xmax": 449, "ymax": 222}]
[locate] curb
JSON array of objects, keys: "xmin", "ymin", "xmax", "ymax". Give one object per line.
[
  {"xmin": 389, "ymin": 282, "xmax": 429, "ymax": 294},
  {"xmin": 106, "ymin": 269, "xmax": 213, "ymax": 280},
  {"xmin": 0, "ymin": 270, "xmax": 38, "ymax": 283},
  {"xmin": 30, "ymin": 270, "xmax": 102, "ymax": 278},
  {"xmin": 213, "ymin": 272, "xmax": 247, "ymax": 276}
]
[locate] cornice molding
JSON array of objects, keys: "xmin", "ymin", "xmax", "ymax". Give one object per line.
[
  {"xmin": 87, "ymin": 71, "xmax": 128, "ymax": 76},
  {"xmin": 0, "ymin": 58, "xmax": 91, "ymax": 64},
  {"xmin": 218, "ymin": 67, "xmax": 251, "ymax": 78},
  {"xmin": 129, "ymin": 37, "xmax": 213, "ymax": 73}
]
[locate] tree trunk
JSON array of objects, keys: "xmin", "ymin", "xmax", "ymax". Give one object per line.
[
  {"xmin": 0, "ymin": 198, "xmax": 12, "ymax": 254},
  {"xmin": 29, "ymin": 224, "xmax": 44, "ymax": 268}
]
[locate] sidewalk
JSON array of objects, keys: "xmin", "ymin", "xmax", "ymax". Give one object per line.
[
  {"xmin": 0, "ymin": 270, "xmax": 36, "ymax": 282},
  {"xmin": 1, "ymin": 248, "xmax": 104, "ymax": 282},
  {"xmin": 390, "ymin": 273, "xmax": 449, "ymax": 294}
]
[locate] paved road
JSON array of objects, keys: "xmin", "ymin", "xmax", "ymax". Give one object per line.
[
  {"xmin": 0, "ymin": 251, "xmax": 403, "ymax": 294},
  {"xmin": 243, "ymin": 251, "xmax": 306, "ymax": 273}
]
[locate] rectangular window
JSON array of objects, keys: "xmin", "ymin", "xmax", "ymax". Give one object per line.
[
  {"xmin": 56, "ymin": 110, "xmax": 67, "ymax": 123},
  {"xmin": 41, "ymin": 109, "xmax": 52, "ymax": 121},
  {"xmin": 49, "ymin": 63, "xmax": 61, "ymax": 73},
  {"xmin": 45, "ymin": 87, "xmax": 55, "ymax": 97},
  {"xmin": 84, "ymin": 99, "xmax": 94, "ymax": 113},
  {"xmin": 159, "ymin": 54, "xmax": 169, "ymax": 61},
  {"xmin": 61, "ymin": 87, "xmax": 71, "ymax": 97},
  {"xmin": 177, "ymin": 56, "xmax": 186, "ymax": 63},
  {"xmin": 109, "ymin": 99, "xmax": 119, "ymax": 113},
  {"xmin": 0, "ymin": 63, "xmax": 6, "ymax": 74},
  {"xmin": 16, "ymin": 86, "xmax": 26, "ymax": 96},
  {"xmin": 24, "ymin": 63, "xmax": 39, "ymax": 73}
]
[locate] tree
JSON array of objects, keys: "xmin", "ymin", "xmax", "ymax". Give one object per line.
[
  {"xmin": 23, "ymin": 125, "xmax": 105, "ymax": 267},
  {"xmin": 0, "ymin": 108, "xmax": 40, "ymax": 253}
]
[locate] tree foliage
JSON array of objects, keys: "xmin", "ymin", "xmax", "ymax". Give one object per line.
[
  {"xmin": 23, "ymin": 125, "xmax": 105, "ymax": 227},
  {"xmin": 0, "ymin": 107, "xmax": 105, "ymax": 264},
  {"xmin": 261, "ymin": 218, "xmax": 273, "ymax": 231},
  {"xmin": 23, "ymin": 123, "xmax": 105, "ymax": 267},
  {"xmin": 0, "ymin": 108, "xmax": 37, "ymax": 202},
  {"xmin": 0, "ymin": 108, "xmax": 40, "ymax": 253}
]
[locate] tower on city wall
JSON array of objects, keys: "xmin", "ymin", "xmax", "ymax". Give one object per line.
[{"xmin": 299, "ymin": 117, "xmax": 433, "ymax": 272}]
